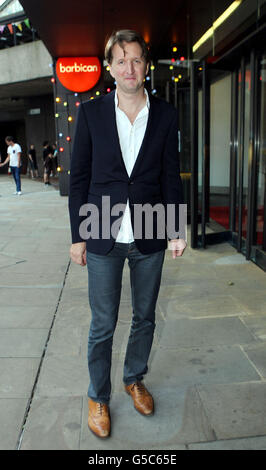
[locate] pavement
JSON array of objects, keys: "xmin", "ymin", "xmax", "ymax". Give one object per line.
[{"xmin": 0, "ymin": 174, "xmax": 266, "ymax": 451}]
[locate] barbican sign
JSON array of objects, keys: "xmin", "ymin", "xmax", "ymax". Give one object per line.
[{"xmin": 56, "ymin": 57, "xmax": 101, "ymax": 92}]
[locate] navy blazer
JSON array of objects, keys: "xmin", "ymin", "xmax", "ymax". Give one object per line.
[{"xmin": 68, "ymin": 89, "xmax": 184, "ymax": 255}]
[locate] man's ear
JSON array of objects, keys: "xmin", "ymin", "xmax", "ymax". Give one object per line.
[{"xmin": 108, "ymin": 63, "xmax": 115, "ymax": 79}]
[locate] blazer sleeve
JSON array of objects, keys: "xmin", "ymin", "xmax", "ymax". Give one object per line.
[
  {"xmin": 160, "ymin": 109, "xmax": 184, "ymax": 239},
  {"xmin": 68, "ymin": 102, "xmax": 92, "ymax": 243}
]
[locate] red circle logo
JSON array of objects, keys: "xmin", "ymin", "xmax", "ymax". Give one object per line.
[{"xmin": 56, "ymin": 57, "xmax": 101, "ymax": 92}]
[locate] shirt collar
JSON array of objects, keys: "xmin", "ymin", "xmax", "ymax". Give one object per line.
[{"xmin": 115, "ymin": 88, "xmax": 150, "ymax": 110}]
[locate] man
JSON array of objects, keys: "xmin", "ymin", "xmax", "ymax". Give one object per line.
[
  {"xmin": 0, "ymin": 136, "xmax": 22, "ymax": 195},
  {"xmin": 28, "ymin": 144, "xmax": 39, "ymax": 179},
  {"xmin": 42, "ymin": 141, "xmax": 53, "ymax": 186},
  {"xmin": 51, "ymin": 143, "xmax": 58, "ymax": 176},
  {"xmin": 69, "ymin": 30, "xmax": 186, "ymax": 439}
]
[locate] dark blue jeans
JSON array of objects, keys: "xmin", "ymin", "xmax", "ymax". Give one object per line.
[
  {"xmin": 10, "ymin": 166, "xmax": 21, "ymax": 192},
  {"xmin": 86, "ymin": 242, "xmax": 165, "ymax": 404}
]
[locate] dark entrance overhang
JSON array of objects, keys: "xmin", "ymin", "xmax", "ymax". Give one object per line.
[{"xmin": 19, "ymin": 0, "xmax": 189, "ymax": 60}]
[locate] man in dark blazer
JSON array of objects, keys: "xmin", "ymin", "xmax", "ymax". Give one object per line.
[{"xmin": 69, "ymin": 30, "xmax": 186, "ymax": 438}]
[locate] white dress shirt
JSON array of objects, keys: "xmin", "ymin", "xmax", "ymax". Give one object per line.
[{"xmin": 115, "ymin": 88, "xmax": 150, "ymax": 243}]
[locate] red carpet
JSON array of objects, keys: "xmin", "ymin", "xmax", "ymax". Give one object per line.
[{"xmin": 209, "ymin": 206, "xmax": 264, "ymax": 245}]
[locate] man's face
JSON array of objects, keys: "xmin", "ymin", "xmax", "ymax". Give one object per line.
[{"xmin": 109, "ymin": 41, "xmax": 149, "ymax": 94}]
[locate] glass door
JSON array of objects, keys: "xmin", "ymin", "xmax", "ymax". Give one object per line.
[
  {"xmin": 190, "ymin": 49, "xmax": 266, "ymax": 270},
  {"xmin": 256, "ymin": 53, "xmax": 266, "ymax": 251},
  {"xmin": 250, "ymin": 51, "xmax": 266, "ymax": 269},
  {"xmin": 234, "ymin": 60, "xmax": 251, "ymax": 254}
]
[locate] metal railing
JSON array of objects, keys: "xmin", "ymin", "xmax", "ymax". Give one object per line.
[{"xmin": 0, "ymin": 12, "xmax": 39, "ymax": 49}]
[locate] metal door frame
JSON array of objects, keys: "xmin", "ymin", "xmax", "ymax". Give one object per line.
[{"xmin": 190, "ymin": 50, "xmax": 266, "ymax": 271}]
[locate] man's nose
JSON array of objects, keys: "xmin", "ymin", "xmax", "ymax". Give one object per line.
[{"xmin": 126, "ymin": 61, "xmax": 134, "ymax": 74}]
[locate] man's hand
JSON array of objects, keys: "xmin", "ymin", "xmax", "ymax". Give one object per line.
[
  {"xmin": 169, "ymin": 238, "xmax": 187, "ymax": 259},
  {"xmin": 70, "ymin": 242, "xmax": 87, "ymax": 266}
]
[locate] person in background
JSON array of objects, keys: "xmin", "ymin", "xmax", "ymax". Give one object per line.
[
  {"xmin": 0, "ymin": 136, "xmax": 22, "ymax": 195},
  {"xmin": 28, "ymin": 144, "xmax": 39, "ymax": 179},
  {"xmin": 52, "ymin": 143, "xmax": 58, "ymax": 176},
  {"xmin": 43, "ymin": 141, "xmax": 53, "ymax": 186}
]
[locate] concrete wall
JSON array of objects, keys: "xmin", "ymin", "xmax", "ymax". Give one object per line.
[{"xmin": 0, "ymin": 40, "xmax": 53, "ymax": 85}]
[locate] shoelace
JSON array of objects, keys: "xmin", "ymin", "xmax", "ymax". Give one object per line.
[
  {"xmin": 97, "ymin": 403, "xmax": 105, "ymax": 415},
  {"xmin": 130, "ymin": 382, "xmax": 146, "ymax": 395}
]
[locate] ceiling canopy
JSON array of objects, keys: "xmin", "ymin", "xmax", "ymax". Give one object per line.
[{"xmin": 20, "ymin": 0, "xmax": 190, "ymax": 59}]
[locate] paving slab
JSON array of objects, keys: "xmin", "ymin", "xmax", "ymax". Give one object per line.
[
  {"xmin": 0, "ymin": 329, "xmax": 49, "ymax": 357},
  {"xmin": 19, "ymin": 396, "xmax": 83, "ymax": 450},
  {"xmin": 54, "ymin": 303, "xmax": 91, "ymax": 327},
  {"xmin": 0, "ymin": 399, "xmax": 28, "ymax": 450},
  {"xmin": 148, "ymin": 346, "xmax": 260, "ymax": 389},
  {"xmin": 0, "ymin": 358, "xmax": 40, "ymax": 398},
  {"xmin": 2, "ymin": 259, "xmax": 69, "ymax": 275},
  {"xmin": 0, "ymin": 306, "xmax": 55, "ymax": 328},
  {"xmin": 0, "ymin": 287, "xmax": 62, "ymax": 307},
  {"xmin": 242, "ymin": 315, "xmax": 266, "ymax": 341},
  {"xmin": 197, "ymin": 382, "xmax": 266, "ymax": 440},
  {"xmin": 156, "ymin": 317, "xmax": 256, "ymax": 349},
  {"xmin": 188, "ymin": 436, "xmax": 266, "ymax": 450},
  {"xmin": 158, "ymin": 279, "xmax": 236, "ymax": 300},
  {"xmin": 230, "ymin": 291, "xmax": 266, "ymax": 315},
  {"xmin": 242, "ymin": 342, "xmax": 266, "ymax": 379},
  {"xmin": 34, "ymin": 354, "xmax": 89, "ymax": 397},
  {"xmin": 158, "ymin": 294, "xmax": 249, "ymax": 319}
]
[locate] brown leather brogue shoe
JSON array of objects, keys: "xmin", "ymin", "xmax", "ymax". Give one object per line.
[
  {"xmin": 88, "ymin": 398, "xmax": 111, "ymax": 438},
  {"xmin": 125, "ymin": 381, "xmax": 154, "ymax": 416}
]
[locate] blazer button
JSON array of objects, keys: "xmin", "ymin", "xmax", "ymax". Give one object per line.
[{"xmin": 129, "ymin": 181, "xmax": 134, "ymax": 185}]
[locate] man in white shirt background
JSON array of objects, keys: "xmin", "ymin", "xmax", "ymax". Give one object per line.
[{"xmin": 0, "ymin": 136, "xmax": 22, "ymax": 195}]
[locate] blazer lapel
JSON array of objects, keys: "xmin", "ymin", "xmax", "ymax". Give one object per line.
[
  {"xmin": 102, "ymin": 91, "xmax": 128, "ymax": 177},
  {"xmin": 130, "ymin": 94, "xmax": 155, "ymax": 179}
]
